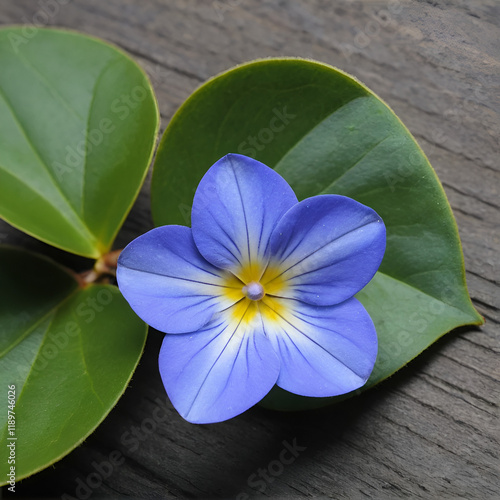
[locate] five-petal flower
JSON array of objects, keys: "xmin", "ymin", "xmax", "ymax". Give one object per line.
[{"xmin": 117, "ymin": 154, "xmax": 386, "ymax": 423}]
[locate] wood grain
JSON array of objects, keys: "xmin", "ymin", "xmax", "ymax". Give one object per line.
[{"xmin": 1, "ymin": 0, "xmax": 498, "ymax": 498}]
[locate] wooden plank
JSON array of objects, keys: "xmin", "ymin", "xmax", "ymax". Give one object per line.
[{"xmin": 0, "ymin": 0, "xmax": 498, "ymax": 498}]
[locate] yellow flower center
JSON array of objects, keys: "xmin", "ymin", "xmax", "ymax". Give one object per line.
[{"xmin": 221, "ymin": 260, "xmax": 290, "ymax": 328}]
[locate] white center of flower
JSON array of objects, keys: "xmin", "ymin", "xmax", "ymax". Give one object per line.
[{"xmin": 242, "ymin": 281, "xmax": 265, "ymax": 301}]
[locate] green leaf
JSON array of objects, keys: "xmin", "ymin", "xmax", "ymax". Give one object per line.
[
  {"xmin": 0, "ymin": 28, "xmax": 159, "ymax": 258},
  {"xmin": 151, "ymin": 58, "xmax": 483, "ymax": 410},
  {"xmin": 0, "ymin": 246, "xmax": 147, "ymax": 483}
]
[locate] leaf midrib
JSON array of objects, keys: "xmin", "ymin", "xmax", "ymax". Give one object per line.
[
  {"xmin": 0, "ymin": 164, "xmax": 95, "ymax": 252},
  {"xmin": 80, "ymin": 56, "xmax": 121, "ymax": 217},
  {"xmin": 0, "ymin": 86, "xmax": 98, "ymax": 249},
  {"xmin": 0, "ymin": 287, "xmax": 79, "ymax": 443},
  {"xmin": 0, "ymin": 286, "xmax": 79, "ymax": 360},
  {"xmin": 0, "ymin": 285, "xmax": 112, "ymax": 444},
  {"xmin": 15, "ymin": 48, "xmax": 85, "ymax": 122}
]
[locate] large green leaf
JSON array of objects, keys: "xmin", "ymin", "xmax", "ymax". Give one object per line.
[
  {"xmin": 151, "ymin": 58, "xmax": 483, "ymax": 409},
  {"xmin": 0, "ymin": 247, "xmax": 147, "ymax": 483},
  {"xmin": 0, "ymin": 28, "xmax": 159, "ymax": 258}
]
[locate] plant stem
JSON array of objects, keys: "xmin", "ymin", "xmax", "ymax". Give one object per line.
[{"xmin": 78, "ymin": 249, "xmax": 122, "ymax": 286}]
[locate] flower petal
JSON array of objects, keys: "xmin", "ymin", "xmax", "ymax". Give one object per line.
[
  {"xmin": 267, "ymin": 195, "xmax": 386, "ymax": 305},
  {"xmin": 260, "ymin": 296, "xmax": 377, "ymax": 397},
  {"xmin": 117, "ymin": 225, "xmax": 238, "ymax": 334},
  {"xmin": 191, "ymin": 154, "xmax": 298, "ymax": 278},
  {"xmin": 159, "ymin": 302, "xmax": 280, "ymax": 423}
]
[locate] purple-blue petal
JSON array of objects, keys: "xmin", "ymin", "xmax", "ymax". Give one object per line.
[
  {"xmin": 117, "ymin": 225, "xmax": 235, "ymax": 334},
  {"xmin": 159, "ymin": 307, "xmax": 280, "ymax": 423},
  {"xmin": 262, "ymin": 297, "xmax": 377, "ymax": 397},
  {"xmin": 268, "ymin": 195, "xmax": 386, "ymax": 305},
  {"xmin": 191, "ymin": 154, "xmax": 298, "ymax": 275}
]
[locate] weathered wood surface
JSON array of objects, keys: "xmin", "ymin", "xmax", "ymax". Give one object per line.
[{"xmin": 1, "ymin": 0, "xmax": 499, "ymax": 498}]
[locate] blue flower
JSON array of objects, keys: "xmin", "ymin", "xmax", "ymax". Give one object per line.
[{"xmin": 117, "ymin": 154, "xmax": 386, "ymax": 423}]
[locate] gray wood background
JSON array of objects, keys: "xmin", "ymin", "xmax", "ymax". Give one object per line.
[{"xmin": 1, "ymin": 1, "xmax": 498, "ymax": 498}]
